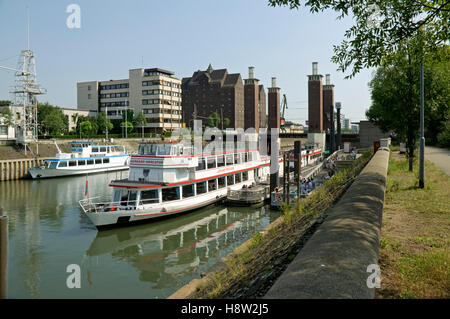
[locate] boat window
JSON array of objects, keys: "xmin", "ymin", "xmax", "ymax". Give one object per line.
[
  {"xmin": 49, "ymin": 162, "xmax": 58, "ymax": 169},
  {"xmin": 78, "ymin": 160, "xmax": 86, "ymax": 166},
  {"xmin": 162, "ymin": 187, "xmax": 180, "ymax": 202},
  {"xmin": 141, "ymin": 190, "xmax": 159, "ymax": 204},
  {"xmin": 234, "ymin": 153, "xmax": 240, "ymax": 164},
  {"xmin": 248, "ymin": 152, "xmax": 253, "ymax": 161},
  {"xmin": 100, "ymin": 147, "xmax": 107, "ymax": 153},
  {"xmin": 95, "ymin": 158, "xmax": 102, "ymax": 164},
  {"xmin": 196, "ymin": 181, "xmax": 207, "ymax": 194},
  {"xmin": 128, "ymin": 190, "xmax": 138, "ymax": 205},
  {"xmin": 218, "ymin": 176, "xmax": 226, "ymax": 188},
  {"xmin": 208, "ymin": 179, "xmax": 217, "ymax": 192},
  {"xmin": 58, "ymin": 161, "xmax": 67, "ymax": 168},
  {"xmin": 227, "ymin": 174, "xmax": 234, "ymax": 185},
  {"xmin": 87, "ymin": 159, "xmax": 94, "ymax": 165},
  {"xmin": 182, "ymin": 184, "xmax": 194, "ymax": 198},
  {"xmin": 217, "ymin": 155, "xmax": 225, "ymax": 167},
  {"xmin": 92, "ymin": 147, "xmax": 99, "ymax": 152},
  {"xmin": 103, "ymin": 158, "xmax": 110, "ymax": 164},
  {"xmin": 243, "ymin": 171, "xmax": 249, "ymax": 181},
  {"xmin": 113, "ymin": 189, "xmax": 125, "ymax": 203},
  {"xmin": 157, "ymin": 144, "xmax": 171, "ymax": 156},
  {"xmin": 138, "ymin": 145, "xmax": 145, "ymax": 155},
  {"xmin": 235, "ymin": 172, "xmax": 242, "ymax": 183},
  {"xmin": 69, "ymin": 161, "xmax": 77, "ymax": 167},
  {"xmin": 207, "ymin": 157, "xmax": 216, "ymax": 169},
  {"xmin": 226, "ymin": 155, "xmax": 233, "ymax": 165},
  {"xmin": 243, "ymin": 152, "xmax": 248, "ymax": 163},
  {"xmin": 196, "ymin": 157, "xmax": 206, "ymax": 171}
]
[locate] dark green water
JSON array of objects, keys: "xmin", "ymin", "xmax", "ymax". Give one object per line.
[{"xmin": 0, "ymin": 172, "xmax": 280, "ymax": 298}]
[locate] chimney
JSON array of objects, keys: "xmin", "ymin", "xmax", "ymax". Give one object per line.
[
  {"xmin": 249, "ymin": 66, "xmax": 255, "ymax": 79},
  {"xmin": 271, "ymin": 77, "xmax": 277, "ymax": 88},
  {"xmin": 268, "ymin": 77, "xmax": 280, "ymax": 131},
  {"xmin": 312, "ymin": 62, "xmax": 318, "ymax": 75},
  {"xmin": 325, "ymin": 74, "xmax": 330, "ymax": 85}
]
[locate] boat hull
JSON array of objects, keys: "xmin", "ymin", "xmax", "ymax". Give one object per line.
[
  {"xmin": 82, "ymin": 183, "xmax": 250, "ymax": 230},
  {"xmin": 29, "ymin": 165, "xmax": 129, "ymax": 179}
]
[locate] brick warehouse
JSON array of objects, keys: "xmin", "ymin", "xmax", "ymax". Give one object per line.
[{"xmin": 181, "ymin": 64, "xmax": 244, "ymax": 129}]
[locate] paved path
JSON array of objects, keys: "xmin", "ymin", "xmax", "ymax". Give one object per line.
[{"xmin": 425, "ymin": 146, "xmax": 450, "ymax": 176}]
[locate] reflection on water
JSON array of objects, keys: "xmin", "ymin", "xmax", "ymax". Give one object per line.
[{"xmin": 1, "ymin": 171, "xmax": 279, "ymax": 298}]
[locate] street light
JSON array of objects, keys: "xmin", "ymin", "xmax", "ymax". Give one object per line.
[{"xmin": 335, "ymin": 102, "xmax": 342, "ymax": 150}]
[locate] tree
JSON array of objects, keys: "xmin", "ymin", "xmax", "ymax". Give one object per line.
[
  {"xmin": 268, "ymin": 0, "xmax": 449, "ymax": 78},
  {"xmin": 223, "ymin": 117, "xmax": 231, "ymax": 127},
  {"xmin": 206, "ymin": 112, "xmax": 221, "ymax": 127},
  {"xmin": 366, "ymin": 41, "xmax": 449, "ymax": 171},
  {"xmin": 80, "ymin": 121, "xmax": 93, "ymax": 138},
  {"xmin": 37, "ymin": 102, "xmax": 68, "ymax": 136},
  {"xmin": 120, "ymin": 121, "xmax": 134, "ymax": 135},
  {"xmin": 96, "ymin": 111, "xmax": 113, "ymax": 135},
  {"xmin": 0, "ymin": 106, "xmax": 14, "ymax": 140},
  {"xmin": 133, "ymin": 111, "xmax": 147, "ymax": 138}
]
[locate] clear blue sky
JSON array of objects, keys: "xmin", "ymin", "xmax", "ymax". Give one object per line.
[{"xmin": 0, "ymin": 0, "xmax": 374, "ymax": 124}]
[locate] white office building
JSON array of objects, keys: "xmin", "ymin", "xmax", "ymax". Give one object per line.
[{"xmin": 77, "ymin": 68, "xmax": 182, "ymax": 133}]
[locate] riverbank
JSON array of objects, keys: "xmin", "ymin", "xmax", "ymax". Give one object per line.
[
  {"xmin": 169, "ymin": 150, "xmax": 374, "ymax": 299},
  {"xmin": 376, "ymin": 150, "xmax": 450, "ymax": 298}
]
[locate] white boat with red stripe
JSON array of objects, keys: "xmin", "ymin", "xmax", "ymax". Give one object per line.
[{"xmin": 79, "ymin": 139, "xmax": 321, "ymax": 229}]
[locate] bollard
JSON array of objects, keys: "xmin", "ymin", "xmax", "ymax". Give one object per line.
[{"xmin": 0, "ymin": 208, "xmax": 8, "ymax": 299}]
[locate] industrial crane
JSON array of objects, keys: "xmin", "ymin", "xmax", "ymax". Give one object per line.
[{"xmin": 280, "ymin": 94, "xmax": 288, "ymax": 132}]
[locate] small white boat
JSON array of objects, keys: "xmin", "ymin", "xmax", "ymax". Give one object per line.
[{"xmin": 29, "ymin": 141, "xmax": 130, "ymax": 179}]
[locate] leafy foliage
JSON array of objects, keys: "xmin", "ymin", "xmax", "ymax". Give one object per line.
[{"xmin": 268, "ymin": 0, "xmax": 450, "ymax": 78}]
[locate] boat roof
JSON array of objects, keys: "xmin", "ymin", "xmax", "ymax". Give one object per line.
[{"xmin": 69, "ymin": 141, "xmax": 126, "ymax": 147}]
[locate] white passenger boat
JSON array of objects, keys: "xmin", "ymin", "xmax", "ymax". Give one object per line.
[
  {"xmin": 79, "ymin": 139, "xmax": 323, "ymax": 230},
  {"xmin": 29, "ymin": 141, "xmax": 130, "ymax": 179}
]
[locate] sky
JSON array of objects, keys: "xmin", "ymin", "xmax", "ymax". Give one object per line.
[{"xmin": 0, "ymin": 0, "xmax": 375, "ymax": 125}]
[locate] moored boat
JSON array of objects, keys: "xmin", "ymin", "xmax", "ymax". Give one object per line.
[{"xmin": 29, "ymin": 141, "xmax": 130, "ymax": 179}]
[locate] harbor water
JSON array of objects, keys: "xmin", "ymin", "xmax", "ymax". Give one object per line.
[{"xmin": 0, "ymin": 171, "xmax": 280, "ymax": 298}]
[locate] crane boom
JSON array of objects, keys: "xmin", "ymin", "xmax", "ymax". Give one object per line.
[{"xmin": 0, "ymin": 65, "xmax": 31, "ymax": 76}]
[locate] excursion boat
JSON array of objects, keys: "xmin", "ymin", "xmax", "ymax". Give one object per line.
[
  {"xmin": 29, "ymin": 141, "xmax": 130, "ymax": 179},
  {"xmin": 79, "ymin": 139, "xmax": 323, "ymax": 230}
]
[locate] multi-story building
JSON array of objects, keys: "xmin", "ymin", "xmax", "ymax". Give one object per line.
[
  {"xmin": 181, "ymin": 64, "xmax": 244, "ymax": 130},
  {"xmin": 244, "ymin": 67, "xmax": 266, "ymax": 132},
  {"xmin": 77, "ymin": 68, "xmax": 182, "ymax": 133}
]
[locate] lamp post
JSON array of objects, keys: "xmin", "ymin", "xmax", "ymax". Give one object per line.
[{"xmin": 336, "ymin": 102, "xmax": 341, "ymax": 150}]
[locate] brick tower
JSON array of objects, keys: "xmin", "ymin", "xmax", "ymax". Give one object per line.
[
  {"xmin": 244, "ymin": 66, "xmax": 260, "ymax": 131},
  {"xmin": 308, "ymin": 62, "xmax": 323, "ymax": 133},
  {"xmin": 268, "ymin": 77, "xmax": 280, "ymax": 131},
  {"xmin": 322, "ymin": 74, "xmax": 335, "ymax": 133}
]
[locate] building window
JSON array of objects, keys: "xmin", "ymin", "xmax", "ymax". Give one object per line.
[
  {"xmin": 88, "ymin": 94, "xmax": 91, "ymax": 100},
  {"xmin": 0, "ymin": 125, "xmax": 7, "ymax": 135},
  {"xmin": 88, "ymin": 85, "xmax": 91, "ymax": 91}
]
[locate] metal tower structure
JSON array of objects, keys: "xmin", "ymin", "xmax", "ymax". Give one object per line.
[{"xmin": 11, "ymin": 49, "xmax": 46, "ymax": 152}]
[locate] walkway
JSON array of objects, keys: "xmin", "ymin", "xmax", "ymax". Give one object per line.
[{"xmin": 425, "ymin": 146, "xmax": 450, "ymax": 176}]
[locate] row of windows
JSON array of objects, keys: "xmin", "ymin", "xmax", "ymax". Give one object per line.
[
  {"xmin": 101, "ymin": 101, "xmax": 129, "ymax": 107},
  {"xmin": 101, "ymin": 92, "xmax": 129, "ymax": 99},
  {"xmin": 100, "ymin": 83, "xmax": 129, "ymax": 90},
  {"xmin": 142, "ymin": 89, "xmax": 181, "ymax": 97},
  {"xmin": 195, "ymin": 152, "xmax": 255, "ymax": 171},
  {"xmin": 143, "ymin": 108, "xmax": 181, "ymax": 115},
  {"xmin": 117, "ymin": 171, "xmax": 250, "ymax": 205},
  {"xmin": 47, "ymin": 158, "xmax": 110, "ymax": 169},
  {"xmin": 142, "ymin": 80, "xmax": 181, "ymax": 88},
  {"xmin": 142, "ymin": 99, "xmax": 181, "ymax": 106}
]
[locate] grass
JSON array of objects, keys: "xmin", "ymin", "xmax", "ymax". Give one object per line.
[{"xmin": 376, "ymin": 149, "xmax": 450, "ymax": 299}]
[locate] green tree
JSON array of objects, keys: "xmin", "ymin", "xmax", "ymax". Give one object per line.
[
  {"xmin": 268, "ymin": 0, "xmax": 449, "ymax": 78},
  {"xmin": 223, "ymin": 117, "xmax": 231, "ymax": 127},
  {"xmin": 80, "ymin": 121, "xmax": 93, "ymax": 138},
  {"xmin": 120, "ymin": 121, "xmax": 134, "ymax": 135},
  {"xmin": 37, "ymin": 102, "xmax": 68, "ymax": 136},
  {"xmin": 97, "ymin": 111, "xmax": 113, "ymax": 135},
  {"xmin": 366, "ymin": 41, "xmax": 449, "ymax": 171},
  {"xmin": 0, "ymin": 106, "xmax": 14, "ymax": 140},
  {"xmin": 134, "ymin": 111, "xmax": 147, "ymax": 138},
  {"xmin": 206, "ymin": 112, "xmax": 221, "ymax": 127}
]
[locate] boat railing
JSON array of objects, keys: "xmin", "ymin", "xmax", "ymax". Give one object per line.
[{"xmin": 79, "ymin": 197, "xmax": 160, "ymax": 213}]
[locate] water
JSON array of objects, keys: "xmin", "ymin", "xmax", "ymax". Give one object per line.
[{"xmin": 0, "ymin": 172, "xmax": 280, "ymax": 299}]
